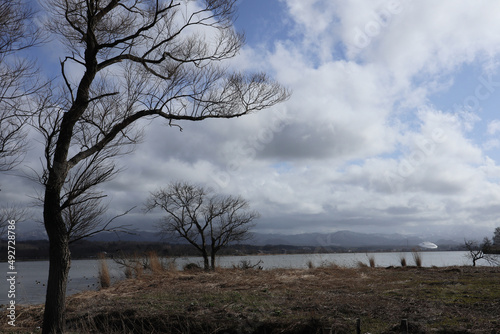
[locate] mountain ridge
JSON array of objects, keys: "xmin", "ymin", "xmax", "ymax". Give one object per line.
[{"xmin": 13, "ymin": 228, "xmax": 463, "ymax": 248}]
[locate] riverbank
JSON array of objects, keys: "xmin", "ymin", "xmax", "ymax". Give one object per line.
[{"xmin": 2, "ymin": 265, "xmax": 500, "ymax": 333}]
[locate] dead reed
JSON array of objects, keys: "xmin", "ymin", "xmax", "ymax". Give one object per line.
[
  {"xmin": 412, "ymin": 250, "xmax": 422, "ymax": 267},
  {"xmin": 147, "ymin": 251, "xmax": 164, "ymax": 274},
  {"xmin": 98, "ymin": 253, "xmax": 111, "ymax": 289},
  {"xmin": 400, "ymin": 255, "xmax": 407, "ymax": 267},
  {"xmin": 368, "ymin": 254, "xmax": 376, "ymax": 268}
]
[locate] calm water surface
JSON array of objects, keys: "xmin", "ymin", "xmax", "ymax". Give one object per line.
[{"xmin": 0, "ymin": 251, "xmax": 484, "ymax": 305}]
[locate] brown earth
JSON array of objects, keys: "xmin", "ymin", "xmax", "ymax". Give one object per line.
[{"xmin": 2, "ymin": 265, "xmax": 500, "ymax": 333}]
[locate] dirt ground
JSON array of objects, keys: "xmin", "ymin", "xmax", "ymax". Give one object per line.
[{"xmin": 2, "ymin": 265, "xmax": 500, "ymax": 333}]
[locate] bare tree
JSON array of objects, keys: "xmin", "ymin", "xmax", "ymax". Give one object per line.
[
  {"xmin": 0, "ymin": 0, "xmax": 43, "ymax": 172},
  {"xmin": 29, "ymin": 1, "xmax": 289, "ymax": 332},
  {"xmin": 0, "ymin": 0, "xmax": 44, "ymax": 242},
  {"xmin": 146, "ymin": 181, "xmax": 259, "ymax": 270},
  {"xmin": 0, "ymin": 204, "xmax": 29, "ymax": 234},
  {"xmin": 464, "ymin": 238, "xmax": 499, "ymax": 266}
]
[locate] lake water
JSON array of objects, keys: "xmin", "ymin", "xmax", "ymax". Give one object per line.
[{"xmin": 0, "ymin": 251, "xmax": 488, "ymax": 306}]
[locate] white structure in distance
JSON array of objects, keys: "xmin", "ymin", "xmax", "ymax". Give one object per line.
[{"xmin": 418, "ymin": 241, "xmax": 438, "ymax": 249}]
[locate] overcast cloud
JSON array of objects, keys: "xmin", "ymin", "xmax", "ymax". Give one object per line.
[{"xmin": 2, "ymin": 0, "xmax": 500, "ymax": 240}]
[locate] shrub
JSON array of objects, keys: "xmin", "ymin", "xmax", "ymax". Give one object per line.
[{"xmin": 233, "ymin": 259, "xmax": 263, "ymax": 270}]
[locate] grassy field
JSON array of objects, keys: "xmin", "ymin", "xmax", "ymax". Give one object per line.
[{"xmin": 2, "ymin": 265, "xmax": 500, "ymax": 333}]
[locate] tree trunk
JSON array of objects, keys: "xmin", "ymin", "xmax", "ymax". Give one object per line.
[
  {"xmin": 42, "ymin": 237, "xmax": 71, "ymax": 333},
  {"xmin": 202, "ymin": 249, "xmax": 210, "ymax": 271},
  {"xmin": 210, "ymin": 251, "xmax": 216, "ymax": 271},
  {"xmin": 42, "ymin": 190, "xmax": 71, "ymax": 334}
]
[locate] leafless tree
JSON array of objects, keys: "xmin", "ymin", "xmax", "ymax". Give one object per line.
[
  {"xmin": 0, "ymin": 204, "xmax": 29, "ymax": 234},
  {"xmin": 0, "ymin": 0, "xmax": 44, "ymax": 245},
  {"xmin": 464, "ymin": 238, "xmax": 499, "ymax": 266},
  {"xmin": 30, "ymin": 1, "xmax": 289, "ymax": 332},
  {"xmin": 0, "ymin": 0, "xmax": 44, "ymax": 172},
  {"xmin": 146, "ymin": 181, "xmax": 259, "ymax": 270}
]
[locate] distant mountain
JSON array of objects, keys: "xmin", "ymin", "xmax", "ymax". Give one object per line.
[
  {"xmin": 86, "ymin": 230, "xmax": 165, "ymax": 242},
  {"xmin": 12, "ymin": 228, "xmax": 464, "ymax": 249},
  {"xmin": 15, "ymin": 229, "xmax": 48, "ymax": 241},
  {"xmin": 247, "ymin": 231, "xmax": 426, "ymax": 248}
]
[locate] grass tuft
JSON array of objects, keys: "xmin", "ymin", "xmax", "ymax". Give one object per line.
[
  {"xmin": 147, "ymin": 251, "xmax": 164, "ymax": 274},
  {"xmin": 400, "ymin": 255, "xmax": 407, "ymax": 267},
  {"xmin": 412, "ymin": 250, "xmax": 422, "ymax": 267},
  {"xmin": 98, "ymin": 253, "xmax": 111, "ymax": 289},
  {"xmin": 368, "ymin": 254, "xmax": 376, "ymax": 268}
]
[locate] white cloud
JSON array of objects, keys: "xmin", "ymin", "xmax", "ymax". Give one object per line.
[
  {"xmin": 92, "ymin": 1, "xmax": 500, "ymax": 235},
  {"xmin": 7, "ymin": 0, "xmax": 500, "ymax": 239},
  {"xmin": 487, "ymin": 119, "xmax": 500, "ymax": 135}
]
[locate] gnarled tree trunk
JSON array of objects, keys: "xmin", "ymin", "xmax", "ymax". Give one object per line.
[{"xmin": 42, "ymin": 194, "xmax": 71, "ymax": 334}]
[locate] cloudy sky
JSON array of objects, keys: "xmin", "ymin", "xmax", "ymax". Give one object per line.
[{"xmin": 3, "ymin": 0, "xmax": 500, "ymax": 240}]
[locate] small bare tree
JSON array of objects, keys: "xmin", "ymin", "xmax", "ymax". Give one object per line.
[
  {"xmin": 0, "ymin": 205, "xmax": 29, "ymax": 234},
  {"xmin": 0, "ymin": 0, "xmax": 44, "ymax": 235},
  {"xmin": 464, "ymin": 238, "xmax": 499, "ymax": 266},
  {"xmin": 146, "ymin": 181, "xmax": 258, "ymax": 270}
]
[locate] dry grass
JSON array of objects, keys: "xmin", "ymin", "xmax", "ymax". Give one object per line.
[
  {"xmin": 368, "ymin": 254, "xmax": 376, "ymax": 268},
  {"xmin": 124, "ymin": 265, "xmax": 133, "ymax": 279},
  {"xmin": 317, "ymin": 260, "xmax": 339, "ymax": 269},
  {"xmin": 133, "ymin": 256, "xmax": 144, "ymax": 278},
  {"xmin": 3, "ymin": 266, "xmax": 500, "ymax": 333},
  {"xmin": 412, "ymin": 250, "xmax": 423, "ymax": 267},
  {"xmin": 98, "ymin": 253, "xmax": 111, "ymax": 289},
  {"xmin": 118, "ymin": 252, "xmax": 175, "ymax": 279},
  {"xmin": 399, "ymin": 254, "xmax": 407, "ymax": 267},
  {"xmin": 147, "ymin": 251, "xmax": 163, "ymax": 274},
  {"xmin": 356, "ymin": 260, "xmax": 368, "ymax": 268}
]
